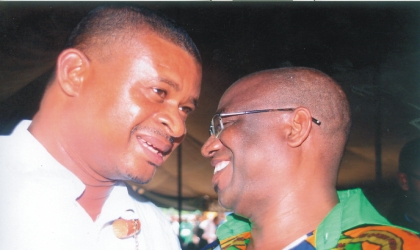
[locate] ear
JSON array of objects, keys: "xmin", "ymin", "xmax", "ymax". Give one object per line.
[
  {"xmin": 397, "ymin": 172, "xmax": 409, "ymax": 191},
  {"xmin": 287, "ymin": 108, "xmax": 312, "ymax": 148},
  {"xmin": 56, "ymin": 48, "xmax": 89, "ymax": 97}
]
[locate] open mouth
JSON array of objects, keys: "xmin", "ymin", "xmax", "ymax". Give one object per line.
[
  {"xmin": 214, "ymin": 161, "xmax": 230, "ymax": 174},
  {"xmin": 139, "ymin": 138, "xmax": 164, "ymax": 157}
]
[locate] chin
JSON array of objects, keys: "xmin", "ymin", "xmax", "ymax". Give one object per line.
[
  {"xmin": 125, "ymin": 170, "xmax": 156, "ymax": 184},
  {"xmin": 217, "ymin": 193, "xmax": 234, "ymax": 210},
  {"xmin": 128, "ymin": 175, "xmax": 153, "ymax": 185},
  {"xmin": 219, "ymin": 200, "xmax": 234, "ymax": 211},
  {"xmin": 124, "ymin": 161, "xmax": 158, "ymax": 183}
]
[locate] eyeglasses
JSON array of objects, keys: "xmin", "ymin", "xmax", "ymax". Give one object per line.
[{"xmin": 209, "ymin": 108, "xmax": 321, "ymax": 138}]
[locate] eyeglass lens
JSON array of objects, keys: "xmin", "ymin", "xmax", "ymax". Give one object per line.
[{"xmin": 212, "ymin": 115, "xmax": 222, "ymax": 137}]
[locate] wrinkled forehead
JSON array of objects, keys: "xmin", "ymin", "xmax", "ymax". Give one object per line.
[{"xmin": 218, "ymin": 75, "xmax": 279, "ymax": 113}]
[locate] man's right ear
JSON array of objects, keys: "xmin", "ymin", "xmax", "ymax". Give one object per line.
[
  {"xmin": 397, "ymin": 172, "xmax": 409, "ymax": 191},
  {"xmin": 56, "ymin": 48, "xmax": 90, "ymax": 97}
]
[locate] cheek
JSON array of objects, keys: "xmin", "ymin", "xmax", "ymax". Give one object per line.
[
  {"xmin": 228, "ymin": 136, "xmax": 260, "ymax": 185},
  {"xmin": 128, "ymin": 105, "xmax": 141, "ymax": 121},
  {"xmin": 237, "ymin": 128, "xmax": 265, "ymax": 163},
  {"xmin": 236, "ymin": 130, "xmax": 281, "ymax": 181},
  {"xmin": 99, "ymin": 102, "xmax": 133, "ymax": 139},
  {"xmin": 125, "ymin": 86, "xmax": 162, "ymax": 124},
  {"xmin": 106, "ymin": 90, "xmax": 150, "ymax": 130}
]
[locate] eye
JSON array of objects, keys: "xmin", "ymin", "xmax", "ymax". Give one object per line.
[
  {"xmin": 221, "ymin": 118, "xmax": 234, "ymax": 127},
  {"xmin": 179, "ymin": 106, "xmax": 193, "ymax": 115},
  {"xmin": 222, "ymin": 121, "xmax": 234, "ymax": 127},
  {"xmin": 153, "ymin": 88, "xmax": 167, "ymax": 98}
]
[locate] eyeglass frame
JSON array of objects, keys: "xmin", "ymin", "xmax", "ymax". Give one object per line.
[{"xmin": 209, "ymin": 108, "xmax": 321, "ymax": 138}]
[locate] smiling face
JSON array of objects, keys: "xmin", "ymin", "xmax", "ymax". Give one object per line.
[
  {"xmin": 70, "ymin": 32, "xmax": 201, "ymax": 184},
  {"xmin": 202, "ymin": 67, "xmax": 351, "ymax": 217},
  {"xmin": 201, "ymin": 75, "xmax": 291, "ymax": 213}
]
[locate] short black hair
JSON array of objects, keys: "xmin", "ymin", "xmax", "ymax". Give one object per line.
[
  {"xmin": 399, "ymin": 137, "xmax": 420, "ymax": 174},
  {"xmin": 64, "ymin": 4, "xmax": 201, "ymax": 64}
]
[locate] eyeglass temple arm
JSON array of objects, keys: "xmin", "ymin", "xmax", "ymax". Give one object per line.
[
  {"xmin": 312, "ymin": 118, "xmax": 321, "ymax": 126},
  {"xmin": 234, "ymin": 109, "xmax": 321, "ymax": 126},
  {"xmin": 219, "ymin": 108, "xmax": 295, "ymax": 117},
  {"xmin": 219, "ymin": 109, "xmax": 321, "ymax": 125}
]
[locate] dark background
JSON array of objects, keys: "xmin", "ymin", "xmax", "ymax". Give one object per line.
[{"xmin": 1, "ymin": 2, "xmax": 420, "ymax": 213}]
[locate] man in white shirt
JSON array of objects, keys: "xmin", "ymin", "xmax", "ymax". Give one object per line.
[{"xmin": 0, "ymin": 5, "xmax": 202, "ymax": 250}]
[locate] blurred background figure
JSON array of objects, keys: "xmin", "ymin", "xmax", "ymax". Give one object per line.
[
  {"xmin": 199, "ymin": 214, "xmax": 220, "ymax": 244},
  {"xmin": 171, "ymin": 215, "xmax": 180, "ymax": 236},
  {"xmin": 388, "ymin": 138, "xmax": 420, "ymax": 232},
  {"xmin": 180, "ymin": 217, "xmax": 195, "ymax": 246}
]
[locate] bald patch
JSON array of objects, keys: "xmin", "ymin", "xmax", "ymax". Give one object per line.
[{"xmin": 225, "ymin": 67, "xmax": 351, "ymax": 138}]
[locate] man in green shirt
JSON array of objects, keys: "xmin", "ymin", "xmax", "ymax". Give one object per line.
[
  {"xmin": 201, "ymin": 67, "xmax": 420, "ymax": 249},
  {"xmin": 388, "ymin": 138, "xmax": 420, "ymax": 232}
]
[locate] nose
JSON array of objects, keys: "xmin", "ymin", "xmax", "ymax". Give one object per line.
[
  {"xmin": 201, "ymin": 135, "xmax": 221, "ymax": 158},
  {"xmin": 158, "ymin": 107, "xmax": 186, "ymax": 139}
]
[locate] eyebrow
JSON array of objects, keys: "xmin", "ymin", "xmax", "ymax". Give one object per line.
[
  {"xmin": 159, "ymin": 77, "xmax": 180, "ymax": 91},
  {"xmin": 158, "ymin": 77, "xmax": 198, "ymax": 109},
  {"xmin": 191, "ymin": 98, "xmax": 199, "ymax": 109},
  {"xmin": 216, "ymin": 108, "xmax": 226, "ymax": 114}
]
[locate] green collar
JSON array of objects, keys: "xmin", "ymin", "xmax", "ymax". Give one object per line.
[
  {"xmin": 216, "ymin": 188, "xmax": 392, "ymax": 249},
  {"xmin": 316, "ymin": 188, "xmax": 391, "ymax": 249},
  {"xmin": 216, "ymin": 213, "xmax": 251, "ymax": 240}
]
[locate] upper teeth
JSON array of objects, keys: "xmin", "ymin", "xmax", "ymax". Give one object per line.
[
  {"xmin": 214, "ymin": 161, "xmax": 229, "ymax": 174},
  {"xmin": 140, "ymin": 139, "xmax": 159, "ymax": 154}
]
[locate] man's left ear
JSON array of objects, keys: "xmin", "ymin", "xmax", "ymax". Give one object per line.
[
  {"xmin": 287, "ymin": 108, "xmax": 312, "ymax": 148},
  {"xmin": 56, "ymin": 48, "xmax": 90, "ymax": 97},
  {"xmin": 397, "ymin": 172, "xmax": 409, "ymax": 191}
]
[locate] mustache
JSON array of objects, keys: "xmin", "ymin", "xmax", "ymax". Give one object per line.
[
  {"xmin": 214, "ymin": 184, "xmax": 219, "ymax": 193},
  {"xmin": 130, "ymin": 125, "xmax": 174, "ymax": 145}
]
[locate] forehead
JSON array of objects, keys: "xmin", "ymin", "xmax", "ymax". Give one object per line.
[
  {"xmin": 105, "ymin": 32, "xmax": 201, "ymax": 95},
  {"xmin": 218, "ymin": 75, "xmax": 277, "ymax": 112}
]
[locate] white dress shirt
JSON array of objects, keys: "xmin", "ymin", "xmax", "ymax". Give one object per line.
[{"xmin": 0, "ymin": 120, "xmax": 181, "ymax": 250}]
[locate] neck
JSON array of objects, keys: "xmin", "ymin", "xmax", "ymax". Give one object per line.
[
  {"xmin": 246, "ymin": 186, "xmax": 338, "ymax": 249},
  {"xmin": 78, "ymin": 184, "xmax": 115, "ymax": 220},
  {"xmin": 29, "ymin": 109, "xmax": 116, "ymax": 221}
]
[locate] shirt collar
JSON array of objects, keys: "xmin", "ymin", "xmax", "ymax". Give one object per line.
[
  {"xmin": 315, "ymin": 188, "xmax": 391, "ymax": 249},
  {"xmin": 12, "ymin": 120, "xmax": 86, "ymax": 199},
  {"xmin": 216, "ymin": 188, "xmax": 392, "ymax": 249},
  {"xmin": 12, "ymin": 121, "xmax": 138, "ymax": 228}
]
